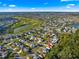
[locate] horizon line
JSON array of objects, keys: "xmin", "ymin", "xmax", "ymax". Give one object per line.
[{"xmin": 0, "ymin": 10, "xmax": 79, "ymax": 12}]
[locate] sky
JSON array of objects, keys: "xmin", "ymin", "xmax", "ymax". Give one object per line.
[{"xmin": 0, "ymin": 0, "xmax": 79, "ymax": 12}]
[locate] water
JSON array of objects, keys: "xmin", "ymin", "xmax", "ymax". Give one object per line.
[
  {"xmin": 0, "ymin": 25, "xmax": 6, "ymax": 34},
  {"xmin": 0, "ymin": 17, "xmax": 17, "ymax": 34},
  {"xmin": 72, "ymin": 23, "xmax": 79, "ymax": 29}
]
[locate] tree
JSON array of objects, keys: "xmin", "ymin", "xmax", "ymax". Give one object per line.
[{"xmin": 45, "ymin": 30, "xmax": 79, "ymax": 59}]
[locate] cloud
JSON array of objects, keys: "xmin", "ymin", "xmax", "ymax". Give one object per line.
[
  {"xmin": 8, "ymin": 4, "xmax": 16, "ymax": 7},
  {"xmin": 31, "ymin": 8, "xmax": 36, "ymax": 9},
  {"xmin": 61, "ymin": 0, "xmax": 69, "ymax": 1},
  {"xmin": 3, "ymin": 4, "xmax": 7, "ymax": 6},
  {"xmin": 0, "ymin": 2, "xmax": 2, "ymax": 4},
  {"xmin": 0, "ymin": 8, "xmax": 79, "ymax": 12},
  {"xmin": 61, "ymin": 0, "xmax": 79, "ymax": 1},
  {"xmin": 66, "ymin": 4, "xmax": 75, "ymax": 8}
]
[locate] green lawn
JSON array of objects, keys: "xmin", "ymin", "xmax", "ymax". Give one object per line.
[{"xmin": 9, "ymin": 16, "xmax": 43, "ymax": 34}]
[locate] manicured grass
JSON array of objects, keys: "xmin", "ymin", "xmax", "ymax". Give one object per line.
[{"xmin": 9, "ymin": 16, "xmax": 43, "ymax": 34}]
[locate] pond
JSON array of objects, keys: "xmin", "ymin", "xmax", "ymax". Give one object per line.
[
  {"xmin": 72, "ymin": 23, "xmax": 79, "ymax": 29},
  {"xmin": 0, "ymin": 17, "xmax": 18, "ymax": 34},
  {"xmin": 0, "ymin": 25, "xmax": 6, "ymax": 34}
]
